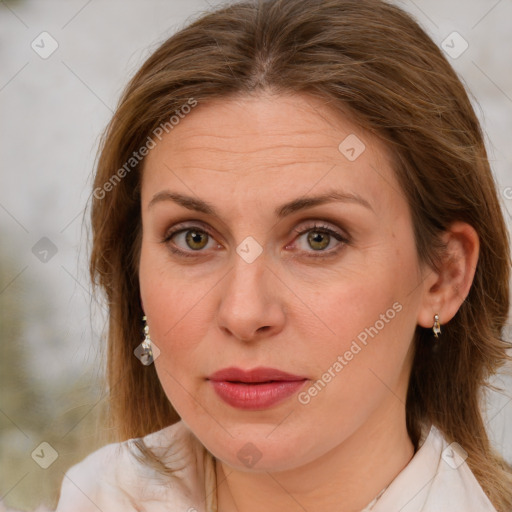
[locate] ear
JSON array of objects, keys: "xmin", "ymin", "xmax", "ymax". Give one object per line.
[{"xmin": 417, "ymin": 221, "xmax": 479, "ymax": 329}]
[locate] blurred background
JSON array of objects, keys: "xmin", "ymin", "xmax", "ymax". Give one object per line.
[{"xmin": 1, "ymin": 0, "xmax": 511, "ymax": 509}]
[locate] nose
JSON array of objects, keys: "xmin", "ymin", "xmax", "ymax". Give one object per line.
[{"xmin": 216, "ymin": 250, "xmax": 286, "ymax": 343}]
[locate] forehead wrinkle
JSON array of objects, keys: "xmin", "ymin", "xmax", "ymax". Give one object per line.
[
  {"xmin": 173, "ymin": 126, "xmax": 340, "ymax": 137},
  {"xmin": 156, "ymin": 161, "xmax": 340, "ymax": 180},
  {"xmin": 166, "ymin": 160, "xmax": 338, "ymax": 172},
  {"xmin": 162, "ymin": 142, "xmax": 340, "ymax": 155}
]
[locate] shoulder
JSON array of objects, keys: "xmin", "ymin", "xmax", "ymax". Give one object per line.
[
  {"xmin": 373, "ymin": 423, "xmax": 498, "ymax": 512},
  {"xmin": 55, "ymin": 420, "xmax": 212, "ymax": 512}
]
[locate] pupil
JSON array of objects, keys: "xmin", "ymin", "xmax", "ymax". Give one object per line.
[
  {"xmin": 309, "ymin": 231, "xmax": 328, "ymax": 250},
  {"xmin": 187, "ymin": 230, "xmax": 206, "ymax": 249}
]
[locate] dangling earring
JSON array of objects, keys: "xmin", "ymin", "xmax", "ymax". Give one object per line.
[
  {"xmin": 139, "ymin": 315, "xmax": 155, "ymax": 365},
  {"xmin": 432, "ymin": 314, "xmax": 441, "ymax": 338}
]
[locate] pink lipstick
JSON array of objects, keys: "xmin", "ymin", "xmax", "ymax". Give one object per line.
[{"xmin": 207, "ymin": 367, "xmax": 308, "ymax": 410}]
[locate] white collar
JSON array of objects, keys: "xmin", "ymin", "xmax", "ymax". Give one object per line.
[
  {"xmin": 369, "ymin": 423, "xmax": 497, "ymax": 511},
  {"xmin": 55, "ymin": 420, "xmax": 497, "ymax": 511}
]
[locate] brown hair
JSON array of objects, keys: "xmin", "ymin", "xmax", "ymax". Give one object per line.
[{"xmin": 89, "ymin": 0, "xmax": 512, "ymax": 508}]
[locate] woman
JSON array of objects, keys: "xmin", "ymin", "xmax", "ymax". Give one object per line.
[{"xmin": 54, "ymin": 0, "xmax": 512, "ymax": 510}]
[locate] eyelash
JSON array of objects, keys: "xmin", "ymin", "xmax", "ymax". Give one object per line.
[{"xmin": 161, "ymin": 222, "xmax": 349, "ymax": 259}]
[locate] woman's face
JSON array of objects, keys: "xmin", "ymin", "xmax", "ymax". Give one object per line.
[{"xmin": 139, "ymin": 92, "xmax": 430, "ymax": 471}]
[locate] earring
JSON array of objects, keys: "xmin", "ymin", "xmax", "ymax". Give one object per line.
[
  {"xmin": 140, "ymin": 315, "xmax": 155, "ymax": 365},
  {"xmin": 432, "ymin": 314, "xmax": 441, "ymax": 338}
]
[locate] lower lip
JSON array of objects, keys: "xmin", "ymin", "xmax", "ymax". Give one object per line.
[{"xmin": 209, "ymin": 380, "xmax": 307, "ymax": 410}]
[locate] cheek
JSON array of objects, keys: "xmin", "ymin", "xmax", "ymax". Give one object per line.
[
  {"xmin": 140, "ymin": 287, "xmax": 208, "ymax": 364},
  {"xmin": 297, "ymin": 286, "xmax": 415, "ymax": 443},
  {"xmin": 303, "ymin": 242, "xmax": 419, "ymax": 397},
  {"xmin": 139, "ymin": 283, "xmax": 206, "ymax": 418},
  {"xmin": 311, "ymin": 281, "xmax": 407, "ymax": 388},
  {"xmin": 139, "ymin": 239, "xmax": 210, "ymax": 343},
  {"xmin": 309, "ymin": 255, "xmax": 405, "ymax": 348},
  {"xmin": 138, "ymin": 242, "xmax": 216, "ymax": 405}
]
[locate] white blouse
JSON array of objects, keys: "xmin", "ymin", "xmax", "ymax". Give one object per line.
[{"xmin": 54, "ymin": 420, "xmax": 498, "ymax": 512}]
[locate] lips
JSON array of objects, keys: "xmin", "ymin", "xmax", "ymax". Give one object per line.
[
  {"xmin": 207, "ymin": 366, "xmax": 308, "ymax": 410},
  {"xmin": 208, "ymin": 366, "xmax": 307, "ymax": 383}
]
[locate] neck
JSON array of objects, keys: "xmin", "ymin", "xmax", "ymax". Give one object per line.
[{"xmin": 215, "ymin": 407, "xmax": 414, "ymax": 512}]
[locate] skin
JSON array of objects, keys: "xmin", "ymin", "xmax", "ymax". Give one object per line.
[{"xmin": 138, "ymin": 91, "xmax": 479, "ymax": 512}]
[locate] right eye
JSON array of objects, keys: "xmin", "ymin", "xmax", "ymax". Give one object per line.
[{"xmin": 162, "ymin": 225, "xmax": 221, "ymax": 257}]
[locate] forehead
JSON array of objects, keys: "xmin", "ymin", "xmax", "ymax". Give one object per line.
[{"xmin": 140, "ymin": 92, "xmax": 404, "ymax": 219}]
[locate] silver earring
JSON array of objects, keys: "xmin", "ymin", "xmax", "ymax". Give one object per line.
[
  {"xmin": 140, "ymin": 315, "xmax": 155, "ymax": 365},
  {"xmin": 433, "ymin": 314, "xmax": 441, "ymax": 338}
]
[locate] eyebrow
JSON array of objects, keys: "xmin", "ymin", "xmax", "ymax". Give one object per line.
[{"xmin": 148, "ymin": 189, "xmax": 374, "ymax": 218}]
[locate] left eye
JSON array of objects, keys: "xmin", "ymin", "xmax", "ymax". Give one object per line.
[{"xmin": 291, "ymin": 224, "xmax": 347, "ymax": 254}]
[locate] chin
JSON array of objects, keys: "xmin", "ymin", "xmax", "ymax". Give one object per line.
[{"xmin": 196, "ymin": 423, "xmax": 323, "ymax": 473}]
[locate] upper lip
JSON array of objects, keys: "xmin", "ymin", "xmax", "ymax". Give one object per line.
[{"xmin": 208, "ymin": 366, "xmax": 307, "ymax": 383}]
